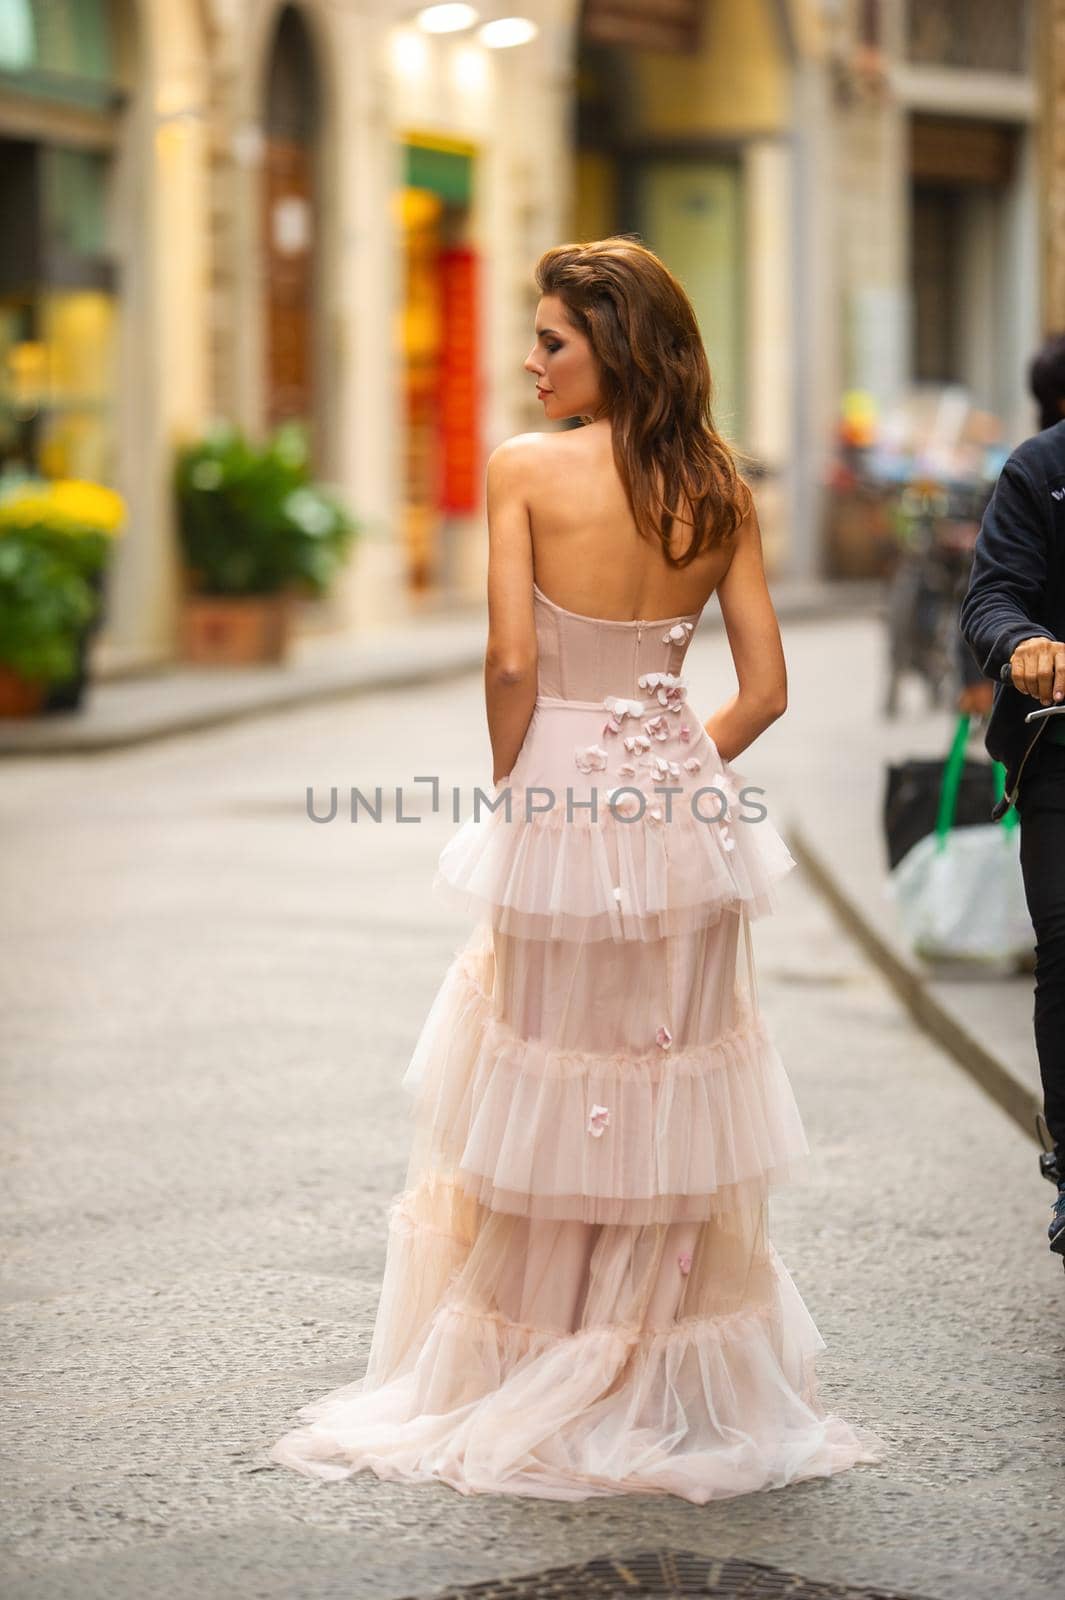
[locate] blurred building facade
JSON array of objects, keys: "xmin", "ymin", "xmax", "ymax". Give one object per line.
[
  {"xmin": 0, "ymin": 0, "xmax": 1055, "ymax": 666},
  {"xmin": 568, "ymin": 0, "xmax": 1044, "ymax": 579},
  {"xmin": 1043, "ymin": 0, "xmax": 1065, "ymax": 330},
  {"xmin": 0, "ymin": 0, "xmax": 576, "ymax": 668}
]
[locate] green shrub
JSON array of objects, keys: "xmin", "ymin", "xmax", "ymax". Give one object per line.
[
  {"xmin": 0, "ymin": 533, "xmax": 97, "ymax": 682},
  {"xmin": 174, "ymin": 421, "xmax": 360, "ymax": 598},
  {"xmin": 0, "ymin": 475, "xmax": 123, "ymax": 683}
]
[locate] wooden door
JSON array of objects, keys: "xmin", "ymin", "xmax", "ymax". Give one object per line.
[{"xmin": 263, "ymin": 137, "xmax": 315, "ymax": 445}]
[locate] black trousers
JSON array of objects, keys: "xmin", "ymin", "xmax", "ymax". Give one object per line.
[{"xmin": 1016, "ymin": 738, "xmax": 1065, "ymax": 1152}]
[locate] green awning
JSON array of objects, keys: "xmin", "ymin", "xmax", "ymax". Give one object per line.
[{"xmin": 404, "ymin": 144, "xmax": 472, "ymax": 207}]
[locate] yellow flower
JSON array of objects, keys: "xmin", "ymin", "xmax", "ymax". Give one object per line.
[{"xmin": 0, "ymin": 478, "xmax": 126, "ymax": 537}]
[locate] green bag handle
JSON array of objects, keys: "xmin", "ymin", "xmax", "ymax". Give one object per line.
[{"xmin": 934, "ymin": 712, "xmax": 1018, "ymax": 853}]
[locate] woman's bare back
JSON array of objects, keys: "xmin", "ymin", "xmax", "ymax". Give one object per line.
[{"xmin": 522, "ymin": 422, "xmax": 738, "ymax": 623}]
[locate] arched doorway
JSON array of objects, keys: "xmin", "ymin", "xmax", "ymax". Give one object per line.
[{"xmin": 261, "ymin": 4, "xmax": 322, "ymax": 456}]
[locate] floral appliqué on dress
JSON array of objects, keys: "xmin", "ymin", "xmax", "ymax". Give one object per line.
[
  {"xmin": 602, "ymin": 696, "xmax": 645, "ymax": 736},
  {"xmin": 638, "ymin": 671, "xmax": 687, "ymax": 712},
  {"xmin": 661, "ymin": 621, "xmax": 695, "ymax": 644},
  {"xmin": 710, "ymin": 770, "xmax": 737, "ymax": 852},
  {"xmin": 587, "ymin": 1103, "xmax": 611, "ymax": 1137},
  {"xmin": 574, "ymin": 743, "xmax": 609, "ymax": 773}
]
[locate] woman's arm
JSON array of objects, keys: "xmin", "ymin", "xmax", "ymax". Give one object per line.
[
  {"xmin": 484, "ymin": 440, "xmax": 539, "ymax": 786},
  {"xmin": 702, "ymin": 498, "xmax": 787, "ymax": 763}
]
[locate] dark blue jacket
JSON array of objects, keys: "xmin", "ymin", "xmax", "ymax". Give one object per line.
[{"xmin": 958, "ymin": 418, "xmax": 1065, "ymax": 813}]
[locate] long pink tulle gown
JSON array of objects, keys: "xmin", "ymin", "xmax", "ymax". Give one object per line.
[{"xmin": 269, "ymin": 578, "xmax": 886, "ymax": 1499}]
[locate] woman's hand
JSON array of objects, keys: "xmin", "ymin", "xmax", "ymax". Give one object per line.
[
  {"xmin": 1009, "ymin": 636, "xmax": 1065, "ymax": 704},
  {"xmin": 702, "ymin": 696, "xmax": 785, "ymax": 765}
]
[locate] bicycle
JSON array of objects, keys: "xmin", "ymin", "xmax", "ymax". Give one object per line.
[{"xmin": 884, "ymin": 477, "xmax": 987, "ymax": 718}]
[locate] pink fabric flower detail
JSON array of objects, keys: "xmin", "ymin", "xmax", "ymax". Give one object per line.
[
  {"xmin": 606, "ymin": 786, "xmax": 643, "ymax": 819},
  {"xmin": 677, "ymin": 1250, "xmax": 692, "ymax": 1275},
  {"xmin": 683, "ymin": 755, "xmax": 702, "ymax": 772},
  {"xmin": 662, "ymin": 621, "xmax": 694, "ymax": 643},
  {"xmin": 623, "ymin": 733, "xmax": 652, "ymax": 754},
  {"xmin": 643, "ymin": 713, "xmax": 672, "ymax": 742},
  {"xmin": 646, "ymin": 754, "xmax": 681, "ymax": 781},
  {"xmin": 678, "ymin": 725, "xmax": 691, "ymax": 742},
  {"xmin": 646, "ymin": 803, "xmax": 664, "ymax": 823},
  {"xmin": 617, "ymin": 761, "xmax": 637, "ymax": 778},
  {"xmin": 604, "ymin": 695, "xmax": 645, "ymax": 721},
  {"xmin": 638, "ymin": 671, "xmax": 687, "ymax": 710},
  {"xmin": 603, "ymin": 716, "xmax": 622, "ymax": 736},
  {"xmin": 656, "ymin": 1024, "xmax": 672, "ymax": 1049},
  {"xmin": 587, "ymin": 1103, "xmax": 610, "ymax": 1137},
  {"xmin": 706, "ymin": 768, "xmax": 738, "ymax": 850},
  {"xmin": 574, "ymin": 743, "xmax": 609, "ymax": 772}
]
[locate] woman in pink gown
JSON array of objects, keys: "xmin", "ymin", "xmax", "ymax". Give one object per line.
[{"xmin": 269, "ymin": 237, "xmax": 885, "ymax": 1500}]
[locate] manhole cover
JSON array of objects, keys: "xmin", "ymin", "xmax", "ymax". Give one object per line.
[{"xmin": 400, "ymin": 1548, "xmax": 932, "ymax": 1600}]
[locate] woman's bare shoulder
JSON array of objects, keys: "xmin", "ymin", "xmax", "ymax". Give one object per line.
[
  {"xmin": 488, "ymin": 430, "xmax": 578, "ymax": 459},
  {"xmin": 485, "ymin": 432, "xmax": 539, "ymax": 476}
]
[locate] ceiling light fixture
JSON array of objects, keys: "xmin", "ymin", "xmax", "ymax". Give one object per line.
[
  {"xmin": 478, "ymin": 16, "xmax": 538, "ymax": 47},
  {"xmin": 415, "ymin": 4, "xmax": 479, "ymax": 33}
]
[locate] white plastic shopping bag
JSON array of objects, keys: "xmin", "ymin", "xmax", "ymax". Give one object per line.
[
  {"xmin": 887, "ymin": 820, "xmax": 1033, "ymax": 964},
  {"xmin": 885, "ymin": 713, "xmax": 1033, "ymax": 965}
]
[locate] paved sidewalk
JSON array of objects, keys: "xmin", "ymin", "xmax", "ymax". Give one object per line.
[
  {"xmin": 0, "ymin": 612, "xmax": 489, "ymax": 757},
  {"xmin": 0, "ymin": 577, "xmax": 878, "ymax": 758},
  {"xmin": 749, "ymin": 615, "xmax": 1043, "ymax": 1148}
]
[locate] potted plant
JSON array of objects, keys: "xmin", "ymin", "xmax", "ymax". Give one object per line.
[
  {"xmin": 173, "ymin": 421, "xmax": 360, "ymax": 665},
  {"xmin": 0, "ymin": 477, "xmax": 126, "ymax": 716}
]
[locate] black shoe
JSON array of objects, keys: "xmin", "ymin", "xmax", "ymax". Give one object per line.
[
  {"xmin": 1036, "ymin": 1112, "xmax": 1063, "ymax": 1185},
  {"xmin": 1035, "ymin": 1114, "xmax": 1065, "ymax": 1259},
  {"xmin": 1051, "ymin": 1185, "xmax": 1065, "ymax": 1257}
]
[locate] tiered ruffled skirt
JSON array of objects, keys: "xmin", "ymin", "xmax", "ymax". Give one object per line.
[{"xmin": 269, "ymin": 709, "xmax": 885, "ymax": 1498}]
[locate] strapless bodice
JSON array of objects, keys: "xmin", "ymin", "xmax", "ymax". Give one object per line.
[{"xmin": 533, "ymin": 581, "xmax": 705, "ymax": 702}]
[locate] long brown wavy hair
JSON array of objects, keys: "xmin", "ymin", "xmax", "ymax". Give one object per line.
[{"xmin": 534, "ymin": 235, "xmax": 754, "ymax": 567}]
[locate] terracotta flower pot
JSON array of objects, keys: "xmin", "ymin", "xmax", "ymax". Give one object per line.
[
  {"xmin": 0, "ymin": 665, "xmax": 49, "ymax": 717},
  {"xmin": 179, "ymin": 591, "xmax": 294, "ymax": 665}
]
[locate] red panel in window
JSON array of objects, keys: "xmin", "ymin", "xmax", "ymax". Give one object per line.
[{"xmin": 437, "ymin": 245, "xmax": 479, "ymax": 515}]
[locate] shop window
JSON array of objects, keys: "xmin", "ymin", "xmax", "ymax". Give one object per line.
[
  {"xmin": 0, "ymin": 138, "xmax": 117, "ymax": 481},
  {"xmin": 0, "ymin": 0, "xmax": 117, "ymax": 109}
]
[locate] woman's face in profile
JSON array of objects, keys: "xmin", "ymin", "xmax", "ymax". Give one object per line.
[{"xmin": 523, "ymin": 295, "xmax": 603, "ymax": 422}]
